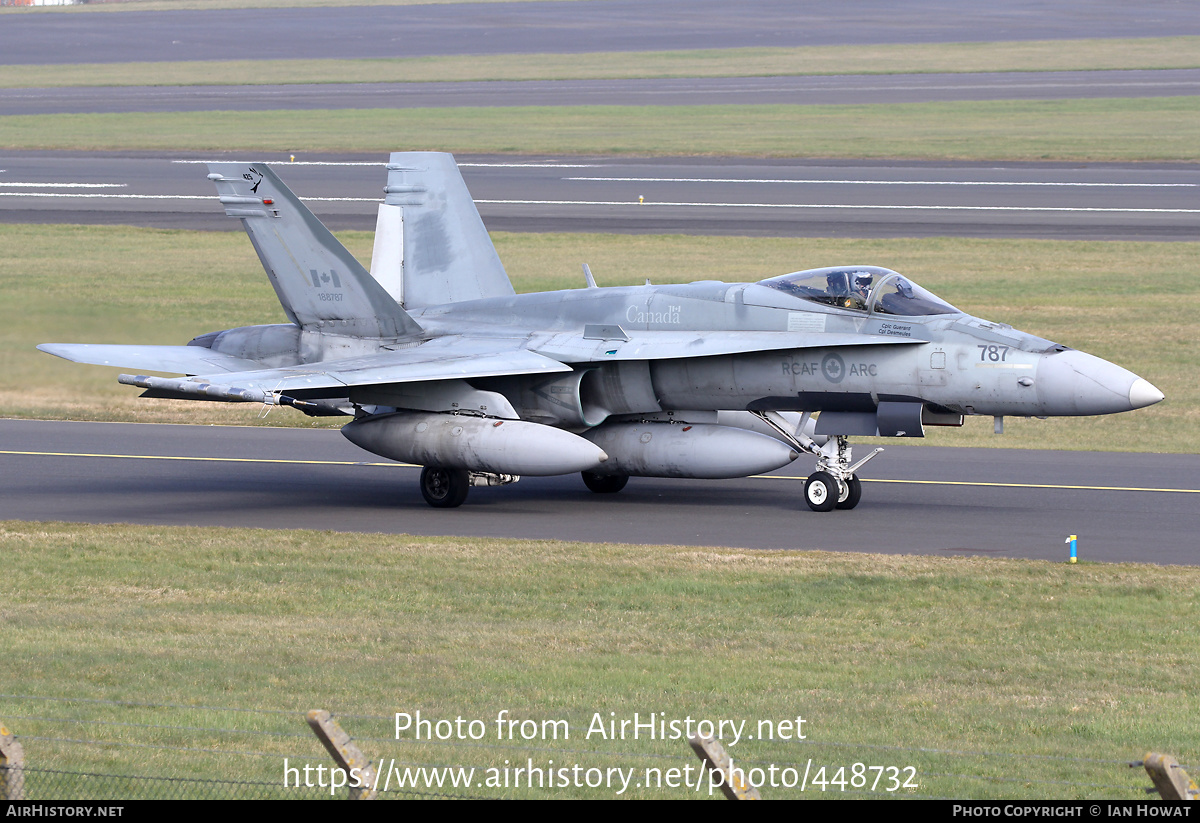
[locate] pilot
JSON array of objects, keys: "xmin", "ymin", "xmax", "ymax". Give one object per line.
[
  {"xmin": 852, "ymin": 272, "xmax": 873, "ymax": 299},
  {"xmin": 833, "ymin": 271, "xmax": 872, "ymax": 309}
]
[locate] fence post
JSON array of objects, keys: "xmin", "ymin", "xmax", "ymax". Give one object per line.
[
  {"xmin": 306, "ymin": 710, "xmax": 377, "ymax": 800},
  {"xmin": 688, "ymin": 734, "xmax": 761, "ymax": 800},
  {"xmin": 0, "ymin": 722, "xmax": 26, "ymax": 801},
  {"xmin": 1141, "ymin": 752, "xmax": 1198, "ymax": 801}
]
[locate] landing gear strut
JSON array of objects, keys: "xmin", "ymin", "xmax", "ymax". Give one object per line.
[
  {"xmin": 748, "ymin": 412, "xmax": 882, "ymax": 513},
  {"xmin": 803, "ymin": 435, "xmax": 878, "ymax": 512}
]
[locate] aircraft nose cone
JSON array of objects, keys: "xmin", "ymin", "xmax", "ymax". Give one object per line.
[
  {"xmin": 1037, "ymin": 350, "xmax": 1162, "ymax": 416},
  {"xmin": 1128, "ymin": 378, "xmax": 1165, "ymax": 410}
]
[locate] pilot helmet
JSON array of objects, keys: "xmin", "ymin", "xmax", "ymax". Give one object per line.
[{"xmin": 853, "ymin": 272, "xmax": 873, "ymax": 293}]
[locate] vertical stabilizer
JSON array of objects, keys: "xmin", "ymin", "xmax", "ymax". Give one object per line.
[
  {"xmin": 384, "ymin": 152, "xmax": 516, "ymax": 308},
  {"xmin": 207, "ymin": 163, "xmax": 423, "ymax": 339}
]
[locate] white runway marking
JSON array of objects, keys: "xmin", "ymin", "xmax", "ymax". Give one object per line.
[
  {"xmin": 567, "ymin": 177, "xmax": 1198, "ymax": 188},
  {"xmin": 0, "ymin": 192, "xmax": 376, "ymax": 202},
  {"xmin": 0, "ymin": 192, "xmax": 211, "ymax": 200},
  {"xmin": 475, "ymin": 198, "xmax": 1200, "ymax": 214},
  {"xmin": 171, "ymin": 160, "xmax": 602, "ymax": 168},
  {"xmin": 0, "ymin": 182, "xmax": 127, "ymax": 188},
  {"xmin": 5, "ymin": 191, "xmax": 1198, "ymax": 214}
]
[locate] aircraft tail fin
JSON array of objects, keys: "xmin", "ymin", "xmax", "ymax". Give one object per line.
[
  {"xmin": 207, "ymin": 162, "xmax": 423, "ymax": 339},
  {"xmin": 380, "ymin": 152, "xmax": 516, "ymax": 308}
]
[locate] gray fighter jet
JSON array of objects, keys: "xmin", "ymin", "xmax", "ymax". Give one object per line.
[{"xmin": 39, "ymin": 153, "xmax": 1165, "ymax": 511}]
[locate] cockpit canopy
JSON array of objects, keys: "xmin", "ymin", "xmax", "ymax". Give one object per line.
[{"xmin": 758, "ymin": 266, "xmax": 960, "ymax": 317}]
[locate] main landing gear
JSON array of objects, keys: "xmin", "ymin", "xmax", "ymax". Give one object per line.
[
  {"xmin": 581, "ymin": 471, "xmax": 629, "ymax": 494},
  {"xmin": 420, "ymin": 466, "xmax": 470, "ymax": 508},
  {"xmin": 420, "ymin": 467, "xmax": 520, "ymax": 508},
  {"xmin": 748, "ymin": 412, "xmax": 882, "ymax": 513}
]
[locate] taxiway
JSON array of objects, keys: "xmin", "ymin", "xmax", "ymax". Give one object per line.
[{"xmin": 1, "ymin": 419, "xmax": 1195, "ymax": 564}]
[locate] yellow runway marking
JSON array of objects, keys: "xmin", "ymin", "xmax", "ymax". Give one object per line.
[
  {"xmin": 0, "ymin": 449, "xmax": 409, "ymax": 468},
  {"xmin": 5, "ymin": 449, "xmax": 1197, "ymax": 495},
  {"xmin": 756, "ymin": 474, "xmax": 1200, "ymax": 494}
]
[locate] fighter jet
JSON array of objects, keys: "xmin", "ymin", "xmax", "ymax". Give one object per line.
[{"xmin": 39, "ymin": 153, "xmax": 1164, "ymax": 511}]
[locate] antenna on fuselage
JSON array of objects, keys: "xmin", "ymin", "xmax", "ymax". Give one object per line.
[{"xmin": 582, "ymin": 263, "xmax": 598, "ymax": 289}]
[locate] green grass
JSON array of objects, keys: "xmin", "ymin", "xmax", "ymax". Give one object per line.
[
  {"xmin": 3, "ymin": 97, "xmax": 1200, "ymax": 161},
  {"xmin": 3, "ymin": 522, "xmax": 1197, "ymax": 799},
  {"xmin": 4, "ymin": 38, "xmax": 1199, "ymax": 88},
  {"xmin": 4, "ymin": 224, "xmax": 1194, "ymax": 452}
]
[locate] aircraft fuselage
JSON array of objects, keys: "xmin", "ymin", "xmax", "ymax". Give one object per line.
[{"xmin": 408, "ymin": 279, "xmax": 1155, "ymax": 422}]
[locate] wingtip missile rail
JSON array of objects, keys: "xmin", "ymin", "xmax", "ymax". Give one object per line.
[{"xmin": 116, "ymin": 374, "xmax": 321, "ymax": 411}]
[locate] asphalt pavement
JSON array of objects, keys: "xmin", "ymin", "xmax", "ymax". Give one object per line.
[
  {"xmin": 5, "ymin": 1, "xmax": 1198, "ymax": 65},
  {"xmin": 2, "ymin": 152, "xmax": 1197, "ymax": 240},
  {"xmin": 1, "ymin": 419, "xmax": 1196, "ymax": 564}
]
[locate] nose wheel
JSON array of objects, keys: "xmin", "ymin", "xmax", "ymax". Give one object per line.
[
  {"xmin": 804, "ymin": 471, "xmax": 838, "ymax": 512},
  {"xmin": 835, "ymin": 474, "xmax": 862, "ymax": 510},
  {"xmin": 803, "ymin": 472, "xmax": 863, "ymax": 511},
  {"xmin": 805, "ymin": 435, "xmax": 877, "ymax": 513}
]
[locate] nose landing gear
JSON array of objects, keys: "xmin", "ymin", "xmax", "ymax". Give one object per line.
[
  {"xmin": 747, "ymin": 412, "xmax": 881, "ymax": 513},
  {"xmin": 803, "ymin": 470, "xmax": 863, "ymax": 512},
  {"xmin": 803, "ymin": 436, "xmax": 878, "ymax": 512}
]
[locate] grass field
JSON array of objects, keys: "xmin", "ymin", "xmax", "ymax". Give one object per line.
[
  {"xmin": 3, "ymin": 97, "xmax": 1199, "ymax": 161},
  {"xmin": 3, "ymin": 522, "xmax": 1197, "ymax": 799},
  {"xmin": 3, "ymin": 38, "xmax": 1198, "ymax": 88},
  {"xmin": 4, "ymin": 224, "xmax": 1194, "ymax": 452}
]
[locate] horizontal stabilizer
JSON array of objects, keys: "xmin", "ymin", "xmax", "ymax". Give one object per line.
[{"xmin": 37, "ymin": 343, "xmax": 263, "ymax": 375}]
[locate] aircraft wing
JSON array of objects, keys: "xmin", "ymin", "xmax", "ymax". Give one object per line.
[
  {"xmin": 123, "ymin": 335, "xmax": 571, "ymax": 397},
  {"xmin": 37, "ymin": 343, "xmax": 265, "ymax": 374},
  {"xmin": 530, "ymin": 329, "xmax": 925, "ymax": 363},
  {"xmin": 47, "ymin": 331, "xmax": 920, "ymax": 403}
]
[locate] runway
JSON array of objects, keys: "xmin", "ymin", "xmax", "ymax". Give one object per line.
[
  {"xmin": 4, "ymin": 1, "xmax": 1197, "ymax": 66},
  {"xmin": 1, "ymin": 419, "xmax": 1195, "ymax": 564},
  {"xmin": 2, "ymin": 151, "xmax": 1197, "ymax": 240}
]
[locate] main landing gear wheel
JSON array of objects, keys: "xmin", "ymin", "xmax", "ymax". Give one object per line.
[
  {"xmin": 804, "ymin": 471, "xmax": 838, "ymax": 512},
  {"xmin": 581, "ymin": 471, "xmax": 629, "ymax": 494},
  {"xmin": 835, "ymin": 474, "xmax": 862, "ymax": 510},
  {"xmin": 420, "ymin": 466, "xmax": 470, "ymax": 508}
]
